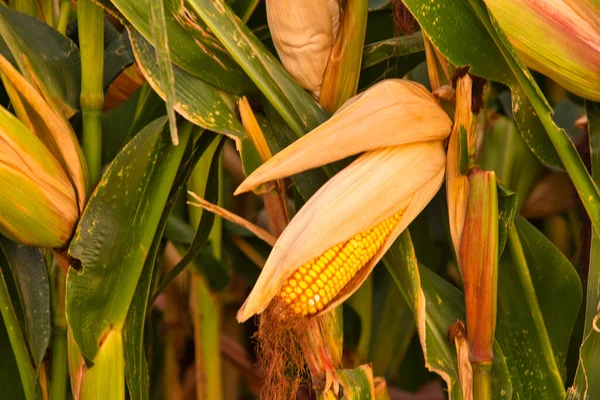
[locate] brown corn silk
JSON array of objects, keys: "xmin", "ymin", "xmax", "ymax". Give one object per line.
[{"xmin": 255, "ymin": 211, "xmax": 404, "ymax": 399}]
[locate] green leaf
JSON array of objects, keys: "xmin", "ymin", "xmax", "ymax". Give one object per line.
[
  {"xmin": 361, "ymin": 32, "xmax": 425, "ymax": 70},
  {"xmin": 149, "ymin": 0, "xmax": 178, "ymax": 144},
  {"xmin": 383, "ymin": 232, "xmax": 461, "ymax": 399},
  {"xmin": 335, "ymin": 364, "xmax": 375, "ymax": 400},
  {"xmin": 0, "ymin": 313, "xmax": 25, "ymax": 400},
  {"xmin": 496, "ymin": 184, "xmax": 516, "ymax": 257},
  {"xmin": 0, "ymin": 248, "xmax": 38, "ymax": 400},
  {"xmin": 0, "ymin": 4, "xmax": 81, "ymax": 115},
  {"xmin": 479, "ymin": 116, "xmax": 542, "ymax": 211},
  {"xmin": 151, "ymin": 134, "xmax": 224, "ymax": 300},
  {"xmin": 102, "ymin": 20, "xmax": 135, "ymax": 89},
  {"xmin": 98, "ymin": 0, "xmax": 254, "ymax": 94},
  {"xmin": 0, "ymin": 239, "xmax": 50, "ymax": 369},
  {"xmin": 369, "ymin": 270, "xmax": 415, "ymax": 378},
  {"xmin": 79, "ymin": 331, "xmax": 125, "ymax": 399},
  {"xmin": 568, "ymin": 100, "xmax": 600, "ymax": 400},
  {"xmin": 124, "ymin": 122, "xmax": 219, "ymax": 400},
  {"xmin": 497, "ymin": 217, "xmax": 582, "ymax": 399},
  {"xmin": 384, "ymin": 232, "xmax": 512, "ymax": 399},
  {"xmin": 190, "ymin": 274, "xmax": 222, "ymax": 399},
  {"xmin": 347, "ymin": 277, "xmax": 373, "ymax": 362},
  {"xmin": 402, "ymin": 0, "xmax": 600, "ymax": 239},
  {"xmin": 164, "ymin": 215, "xmax": 196, "ymax": 245},
  {"xmin": 100, "ymin": 88, "xmax": 141, "ymax": 164},
  {"xmin": 186, "ymin": 0, "xmax": 330, "ymax": 137},
  {"xmin": 66, "ymin": 116, "xmax": 192, "ymax": 361},
  {"xmin": 122, "ymin": 239, "xmax": 156, "ymax": 400},
  {"xmin": 129, "ymin": 29, "xmax": 246, "ymax": 139},
  {"xmin": 124, "ymin": 83, "xmax": 167, "ymax": 144}
]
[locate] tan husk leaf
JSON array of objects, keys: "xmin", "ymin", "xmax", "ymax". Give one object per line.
[
  {"xmin": 236, "ymin": 80, "xmax": 451, "ymax": 195},
  {"xmin": 237, "ymin": 141, "xmax": 446, "ymax": 321}
]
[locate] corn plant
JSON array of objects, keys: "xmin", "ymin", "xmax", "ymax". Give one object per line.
[{"xmin": 0, "ymin": 0, "xmax": 598, "ymax": 399}]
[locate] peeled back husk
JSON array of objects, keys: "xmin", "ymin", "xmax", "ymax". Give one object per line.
[
  {"xmin": 236, "ymin": 79, "xmax": 452, "ymax": 195},
  {"xmin": 237, "ymin": 141, "xmax": 446, "ymax": 321}
]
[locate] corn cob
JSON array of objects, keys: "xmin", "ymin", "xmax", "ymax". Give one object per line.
[{"xmin": 279, "ymin": 211, "xmax": 403, "ymax": 316}]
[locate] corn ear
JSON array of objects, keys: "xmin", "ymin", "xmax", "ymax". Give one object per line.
[
  {"xmin": 0, "ymin": 53, "xmax": 88, "ymax": 210},
  {"xmin": 0, "ymin": 106, "xmax": 78, "ymax": 247},
  {"xmin": 266, "ymin": 0, "xmax": 341, "ymax": 98},
  {"xmin": 236, "ymin": 79, "xmax": 451, "ymax": 195},
  {"xmin": 237, "ymin": 141, "xmax": 446, "ymax": 321},
  {"xmin": 484, "ymin": 0, "xmax": 600, "ymax": 101},
  {"xmin": 278, "ymin": 212, "xmax": 403, "ymax": 316},
  {"xmin": 459, "ymin": 168, "xmax": 498, "ymax": 366}
]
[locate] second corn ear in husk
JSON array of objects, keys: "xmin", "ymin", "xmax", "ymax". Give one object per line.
[
  {"xmin": 235, "ymin": 79, "xmax": 452, "ymax": 321},
  {"xmin": 0, "ymin": 106, "xmax": 78, "ymax": 248},
  {"xmin": 266, "ymin": 0, "xmax": 341, "ymax": 98},
  {"xmin": 484, "ymin": 0, "xmax": 600, "ymax": 101}
]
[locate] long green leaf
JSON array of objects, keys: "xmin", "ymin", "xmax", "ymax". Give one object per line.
[
  {"xmin": 0, "ymin": 4, "xmax": 80, "ymax": 115},
  {"xmin": 568, "ymin": 101, "xmax": 600, "ymax": 400},
  {"xmin": 124, "ymin": 123, "xmax": 218, "ymax": 400},
  {"xmin": 129, "ymin": 30, "xmax": 246, "ymax": 139},
  {"xmin": 334, "ymin": 364, "xmax": 376, "ymax": 400},
  {"xmin": 100, "ymin": 0, "xmax": 253, "ymax": 94},
  {"xmin": 66, "ymin": 116, "xmax": 192, "ymax": 361},
  {"xmin": 385, "ymin": 232, "xmax": 513, "ymax": 399},
  {"xmin": 0, "ymin": 312, "xmax": 26, "ymax": 400},
  {"xmin": 149, "ymin": 0, "xmax": 178, "ymax": 145},
  {"xmin": 369, "ymin": 271, "xmax": 415, "ymax": 378},
  {"xmin": 361, "ymin": 32, "xmax": 425, "ymax": 70},
  {"xmin": 151, "ymin": 135, "xmax": 223, "ymax": 301},
  {"xmin": 0, "ymin": 252, "xmax": 37, "ymax": 400},
  {"xmin": 497, "ymin": 218, "xmax": 581, "ymax": 399},
  {"xmin": 0, "ymin": 239, "xmax": 50, "ymax": 369},
  {"xmin": 186, "ymin": 0, "xmax": 330, "ymax": 137}
]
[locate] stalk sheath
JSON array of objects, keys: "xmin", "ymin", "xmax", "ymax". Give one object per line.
[{"xmin": 78, "ymin": 0, "xmax": 105, "ymax": 185}]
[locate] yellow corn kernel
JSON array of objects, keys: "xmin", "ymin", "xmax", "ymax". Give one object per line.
[{"xmin": 278, "ymin": 212, "xmax": 403, "ymax": 316}]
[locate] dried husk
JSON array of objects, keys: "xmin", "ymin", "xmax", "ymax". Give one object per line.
[
  {"xmin": 237, "ymin": 141, "xmax": 446, "ymax": 321},
  {"xmin": 236, "ymin": 79, "xmax": 452, "ymax": 195},
  {"xmin": 446, "ymin": 75, "xmax": 475, "ymax": 258}
]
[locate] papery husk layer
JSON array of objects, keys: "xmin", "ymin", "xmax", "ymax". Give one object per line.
[
  {"xmin": 236, "ymin": 79, "xmax": 452, "ymax": 194},
  {"xmin": 237, "ymin": 141, "xmax": 446, "ymax": 321}
]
